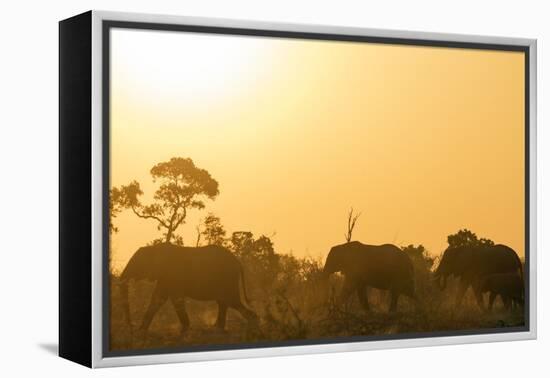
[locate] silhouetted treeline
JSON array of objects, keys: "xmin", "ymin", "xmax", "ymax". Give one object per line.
[{"xmin": 110, "ymin": 223, "xmax": 524, "ymax": 351}]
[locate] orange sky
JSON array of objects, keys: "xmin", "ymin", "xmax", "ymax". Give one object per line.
[{"xmin": 109, "ymin": 28, "xmax": 525, "ymax": 271}]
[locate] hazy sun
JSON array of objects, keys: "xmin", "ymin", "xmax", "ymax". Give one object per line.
[{"xmin": 111, "ymin": 28, "xmax": 275, "ymax": 105}]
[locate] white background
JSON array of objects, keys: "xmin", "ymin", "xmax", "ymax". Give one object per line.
[{"xmin": 0, "ymin": 0, "xmax": 547, "ymax": 376}]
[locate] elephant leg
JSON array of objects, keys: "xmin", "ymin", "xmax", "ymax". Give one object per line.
[
  {"xmin": 389, "ymin": 290, "xmax": 399, "ymax": 312},
  {"xmin": 215, "ymin": 301, "xmax": 228, "ymax": 330},
  {"xmin": 356, "ymin": 285, "xmax": 370, "ymax": 312},
  {"xmin": 473, "ymin": 287, "xmax": 485, "ymax": 312},
  {"xmin": 514, "ymin": 297, "xmax": 524, "ymax": 311},
  {"xmin": 139, "ymin": 284, "xmax": 168, "ymax": 332},
  {"xmin": 502, "ymin": 296, "xmax": 511, "ymax": 311},
  {"xmin": 172, "ymin": 296, "xmax": 190, "ymax": 335},
  {"xmin": 455, "ymin": 280, "xmax": 469, "ymax": 308},
  {"xmin": 407, "ymin": 292, "xmax": 421, "ymax": 312},
  {"xmin": 488, "ymin": 292, "xmax": 497, "ymax": 312},
  {"xmin": 339, "ymin": 277, "xmax": 355, "ymax": 305}
]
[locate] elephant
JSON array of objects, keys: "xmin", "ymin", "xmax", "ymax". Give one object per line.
[
  {"xmin": 119, "ymin": 243, "xmax": 257, "ymax": 336},
  {"xmin": 433, "ymin": 244, "xmax": 523, "ymax": 310},
  {"xmin": 323, "ymin": 241, "xmax": 416, "ymax": 312},
  {"xmin": 479, "ymin": 272, "xmax": 524, "ymax": 312}
]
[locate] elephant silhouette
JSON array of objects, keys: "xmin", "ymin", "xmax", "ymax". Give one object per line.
[
  {"xmin": 119, "ymin": 243, "xmax": 257, "ymax": 336},
  {"xmin": 323, "ymin": 241, "xmax": 417, "ymax": 312},
  {"xmin": 433, "ymin": 244, "xmax": 523, "ymax": 311}
]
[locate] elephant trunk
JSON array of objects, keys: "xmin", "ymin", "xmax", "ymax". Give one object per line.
[
  {"xmin": 320, "ymin": 266, "xmax": 332, "ymax": 278},
  {"xmin": 433, "ymin": 272, "xmax": 447, "ymax": 290},
  {"xmin": 439, "ymin": 275, "xmax": 447, "ymax": 290}
]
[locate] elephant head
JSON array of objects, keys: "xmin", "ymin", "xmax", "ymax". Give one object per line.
[
  {"xmin": 118, "ymin": 244, "xmax": 172, "ymax": 325},
  {"xmin": 120, "ymin": 245, "xmax": 170, "ymax": 282},
  {"xmin": 433, "ymin": 246, "xmax": 475, "ymax": 289},
  {"xmin": 323, "ymin": 242, "xmax": 359, "ymax": 275}
]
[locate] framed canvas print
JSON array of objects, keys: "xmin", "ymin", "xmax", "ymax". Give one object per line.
[{"xmin": 59, "ymin": 10, "xmax": 537, "ymax": 368}]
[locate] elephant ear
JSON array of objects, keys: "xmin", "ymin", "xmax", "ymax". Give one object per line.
[
  {"xmin": 121, "ymin": 244, "xmax": 169, "ymax": 282},
  {"xmin": 339, "ymin": 241, "xmax": 361, "ymax": 274},
  {"xmin": 455, "ymin": 246, "xmax": 476, "ymax": 274}
]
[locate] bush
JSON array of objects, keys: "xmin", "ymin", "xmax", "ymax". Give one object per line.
[{"xmin": 109, "ymin": 236, "xmax": 525, "ymax": 351}]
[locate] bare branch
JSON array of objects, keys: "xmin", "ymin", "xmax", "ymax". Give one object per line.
[
  {"xmin": 195, "ymin": 225, "xmax": 202, "ymax": 247},
  {"xmin": 345, "ymin": 207, "xmax": 361, "ymax": 242}
]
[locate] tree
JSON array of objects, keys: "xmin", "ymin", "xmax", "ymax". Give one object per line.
[
  {"xmin": 109, "ymin": 187, "xmax": 124, "ymax": 234},
  {"xmin": 401, "ymin": 244, "xmax": 436, "ymax": 296},
  {"xmin": 344, "ymin": 207, "xmax": 361, "ymax": 242},
  {"xmin": 229, "ymin": 231, "xmax": 255, "ymax": 256},
  {"xmin": 401, "ymin": 244, "xmax": 434, "ymax": 270},
  {"xmin": 229, "ymin": 231, "xmax": 280, "ymax": 289},
  {"xmin": 253, "ymin": 235, "xmax": 278, "ymax": 269},
  {"xmin": 112, "ymin": 157, "xmax": 219, "ymax": 244},
  {"xmin": 447, "ymin": 229, "xmax": 494, "ymax": 249},
  {"xmin": 200, "ymin": 213, "xmax": 227, "ymax": 246}
]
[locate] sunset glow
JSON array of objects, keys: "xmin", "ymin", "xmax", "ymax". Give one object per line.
[{"xmin": 109, "ymin": 29, "xmax": 525, "ymax": 271}]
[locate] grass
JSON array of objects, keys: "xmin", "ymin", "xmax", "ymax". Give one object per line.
[{"xmin": 109, "ymin": 272, "xmax": 525, "ymax": 352}]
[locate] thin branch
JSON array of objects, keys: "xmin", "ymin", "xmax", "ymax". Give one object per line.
[{"xmin": 130, "ymin": 205, "xmax": 169, "ymax": 229}]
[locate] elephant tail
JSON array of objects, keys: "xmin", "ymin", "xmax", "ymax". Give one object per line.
[{"xmin": 239, "ymin": 265, "xmax": 251, "ymax": 306}]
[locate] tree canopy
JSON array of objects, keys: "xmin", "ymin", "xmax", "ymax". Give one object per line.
[
  {"xmin": 200, "ymin": 213, "xmax": 227, "ymax": 246},
  {"xmin": 401, "ymin": 244, "xmax": 434, "ymax": 270},
  {"xmin": 111, "ymin": 157, "xmax": 219, "ymax": 244},
  {"xmin": 447, "ymin": 228, "xmax": 494, "ymax": 249},
  {"xmin": 109, "ymin": 187, "xmax": 124, "ymax": 234}
]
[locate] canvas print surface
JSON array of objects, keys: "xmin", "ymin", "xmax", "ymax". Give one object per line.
[{"xmin": 107, "ymin": 27, "xmax": 527, "ymax": 354}]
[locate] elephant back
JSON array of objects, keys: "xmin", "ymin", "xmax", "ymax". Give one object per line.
[
  {"xmin": 476, "ymin": 244, "xmax": 522, "ymax": 277},
  {"xmin": 163, "ymin": 244, "xmax": 241, "ymax": 278},
  {"xmin": 122, "ymin": 243, "xmax": 242, "ymax": 284},
  {"xmin": 356, "ymin": 243, "xmax": 415, "ymax": 291}
]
